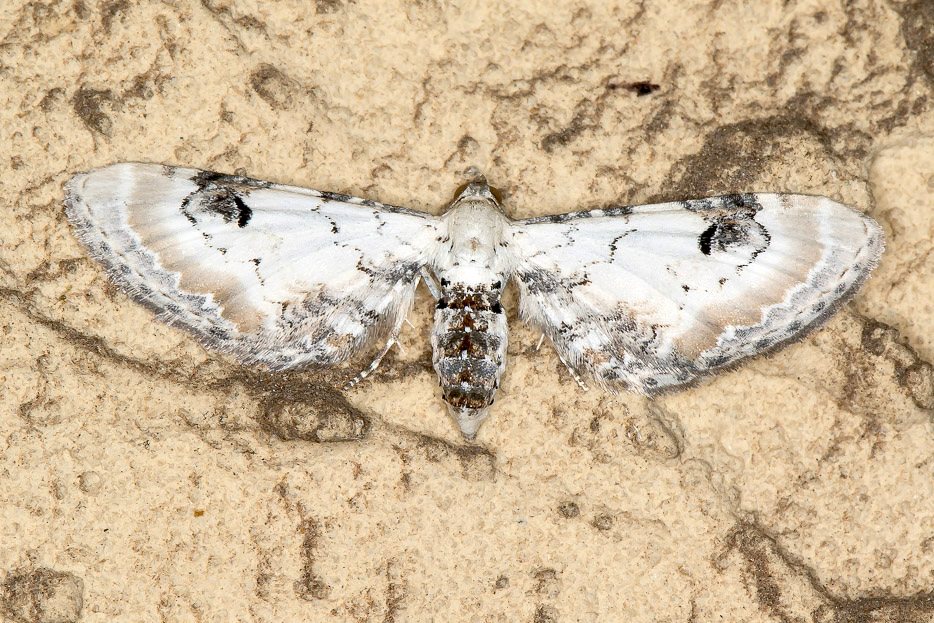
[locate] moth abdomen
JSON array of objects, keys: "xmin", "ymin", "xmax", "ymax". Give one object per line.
[{"xmin": 430, "ymin": 284, "xmax": 508, "ymax": 439}]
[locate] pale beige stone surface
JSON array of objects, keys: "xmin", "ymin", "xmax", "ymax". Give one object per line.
[{"xmin": 1, "ymin": 0, "xmax": 933, "ymax": 621}]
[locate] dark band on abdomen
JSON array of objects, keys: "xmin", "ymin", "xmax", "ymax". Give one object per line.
[{"xmin": 431, "ymin": 286, "xmax": 507, "ymax": 410}]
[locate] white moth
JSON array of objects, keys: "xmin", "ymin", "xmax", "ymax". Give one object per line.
[{"xmin": 64, "ymin": 163, "xmax": 884, "ymax": 440}]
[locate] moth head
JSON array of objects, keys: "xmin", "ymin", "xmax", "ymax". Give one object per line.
[
  {"xmin": 447, "ymin": 403, "xmax": 492, "ymax": 442},
  {"xmin": 449, "ymin": 178, "xmax": 504, "ymax": 212}
]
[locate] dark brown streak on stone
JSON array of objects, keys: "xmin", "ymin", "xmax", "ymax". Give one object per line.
[
  {"xmin": 0, "ymin": 567, "xmax": 84, "ymax": 623},
  {"xmin": 0, "ymin": 285, "xmax": 178, "ymax": 380},
  {"xmin": 250, "ymin": 63, "xmax": 299, "ymax": 109},
  {"xmin": 1, "ymin": 285, "xmax": 363, "ymax": 440},
  {"xmin": 199, "ymin": 0, "xmax": 269, "ymax": 51},
  {"xmin": 295, "ymin": 517, "xmax": 331, "ymax": 600},
  {"xmin": 722, "ymin": 524, "xmax": 796, "ymax": 621},
  {"xmin": 654, "ymin": 116, "xmax": 861, "ymax": 204},
  {"xmin": 892, "ymin": 1, "xmax": 934, "ymax": 85},
  {"xmin": 256, "ymin": 372, "xmax": 369, "ymax": 442},
  {"xmin": 860, "ymin": 316, "xmax": 934, "ymax": 411},
  {"xmin": 382, "ymin": 561, "xmax": 406, "ymax": 623},
  {"xmin": 100, "ymin": 0, "xmax": 129, "ymax": 31},
  {"xmin": 412, "ymin": 432, "xmax": 496, "ymax": 482},
  {"xmin": 72, "ymin": 87, "xmax": 118, "ymax": 136},
  {"xmin": 723, "ymin": 522, "xmax": 934, "ymax": 623}
]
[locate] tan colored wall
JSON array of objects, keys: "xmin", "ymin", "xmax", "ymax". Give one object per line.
[{"xmin": 1, "ymin": 0, "xmax": 933, "ymax": 621}]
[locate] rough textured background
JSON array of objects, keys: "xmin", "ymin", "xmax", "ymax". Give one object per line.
[{"xmin": 1, "ymin": 0, "xmax": 933, "ymax": 621}]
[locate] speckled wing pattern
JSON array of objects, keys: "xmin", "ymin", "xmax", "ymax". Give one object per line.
[
  {"xmin": 506, "ymin": 193, "xmax": 884, "ymax": 394},
  {"xmin": 64, "ymin": 163, "xmax": 884, "ymax": 438},
  {"xmin": 64, "ymin": 163, "xmax": 440, "ymax": 369}
]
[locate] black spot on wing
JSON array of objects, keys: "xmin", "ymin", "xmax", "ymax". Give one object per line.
[
  {"xmin": 234, "ymin": 195, "xmax": 252, "ymax": 227},
  {"xmin": 699, "ymin": 223, "xmax": 716, "ymax": 255},
  {"xmin": 181, "ymin": 187, "xmax": 253, "ymax": 228},
  {"xmin": 697, "ymin": 217, "xmax": 770, "ymax": 258},
  {"xmin": 179, "ymin": 168, "xmax": 268, "ymax": 229}
]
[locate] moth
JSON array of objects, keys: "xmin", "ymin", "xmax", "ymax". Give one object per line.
[{"xmin": 64, "ymin": 163, "xmax": 884, "ymax": 440}]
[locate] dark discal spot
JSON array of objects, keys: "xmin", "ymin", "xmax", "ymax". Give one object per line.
[
  {"xmin": 698, "ymin": 217, "xmax": 770, "ymax": 258},
  {"xmin": 179, "ymin": 169, "xmax": 278, "ymax": 229},
  {"xmin": 182, "ymin": 187, "xmax": 253, "ymax": 228},
  {"xmin": 491, "ymin": 301, "xmax": 503, "ymax": 314},
  {"xmin": 699, "ymin": 224, "xmax": 717, "ymax": 255}
]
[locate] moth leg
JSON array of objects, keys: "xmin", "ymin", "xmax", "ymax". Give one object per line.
[
  {"xmin": 555, "ymin": 352, "xmax": 589, "ymax": 391},
  {"xmin": 343, "ymin": 315, "xmax": 407, "ymax": 390},
  {"xmin": 420, "ymin": 266, "xmax": 442, "ymax": 300}
]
